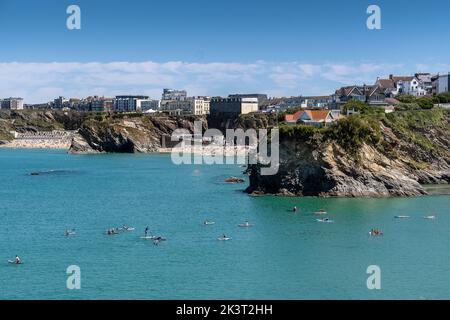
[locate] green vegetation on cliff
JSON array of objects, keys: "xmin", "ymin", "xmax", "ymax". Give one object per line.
[{"xmin": 279, "ymin": 108, "xmax": 449, "ymax": 156}]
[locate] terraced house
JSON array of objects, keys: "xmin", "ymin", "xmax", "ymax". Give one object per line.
[{"xmin": 333, "ymin": 85, "xmax": 387, "ymax": 107}]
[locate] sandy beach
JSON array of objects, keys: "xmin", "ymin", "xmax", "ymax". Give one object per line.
[{"xmin": 0, "ymin": 138, "xmax": 72, "ymax": 149}]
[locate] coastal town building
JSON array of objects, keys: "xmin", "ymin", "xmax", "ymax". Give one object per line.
[
  {"xmin": 137, "ymin": 99, "xmax": 160, "ymax": 112},
  {"xmin": 162, "ymin": 96, "xmax": 210, "ymax": 115},
  {"xmin": 285, "ymin": 109, "xmax": 339, "ymax": 127},
  {"xmin": 90, "ymin": 97, "xmax": 114, "ymax": 112},
  {"xmin": 53, "ymin": 96, "xmax": 69, "ymax": 109},
  {"xmin": 333, "ymin": 86, "xmax": 367, "ymax": 106},
  {"xmin": 285, "ymin": 110, "xmax": 304, "ymax": 125},
  {"xmin": 415, "ymin": 73, "xmax": 433, "ymax": 95},
  {"xmin": 228, "ymin": 93, "xmax": 267, "ymax": 107},
  {"xmin": 333, "ymin": 85, "xmax": 387, "ymax": 106},
  {"xmin": 161, "ymin": 89, "xmax": 187, "ymax": 110},
  {"xmin": 376, "ymin": 75, "xmax": 427, "ymax": 97},
  {"xmin": 210, "ymin": 97, "xmax": 258, "ymax": 117},
  {"xmin": 191, "ymin": 97, "xmax": 210, "ymax": 115},
  {"xmin": 0, "ymin": 97, "xmax": 24, "ymax": 110},
  {"xmin": 300, "ymin": 96, "xmax": 333, "ymax": 109},
  {"xmin": 114, "ymin": 95, "xmax": 149, "ymax": 112},
  {"xmin": 436, "ymin": 73, "xmax": 450, "ymax": 93},
  {"xmin": 162, "ymin": 89, "xmax": 187, "ymax": 101}
]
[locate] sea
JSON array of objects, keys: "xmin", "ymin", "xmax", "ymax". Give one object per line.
[{"xmin": 0, "ymin": 149, "xmax": 449, "ymax": 299}]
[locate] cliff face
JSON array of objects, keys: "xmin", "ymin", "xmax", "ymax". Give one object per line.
[
  {"xmin": 246, "ymin": 110, "xmax": 450, "ymax": 197},
  {"xmin": 0, "ymin": 110, "xmax": 87, "ymax": 141},
  {"xmin": 69, "ymin": 115, "xmax": 207, "ymax": 153}
]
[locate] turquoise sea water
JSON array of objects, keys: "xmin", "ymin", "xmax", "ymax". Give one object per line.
[{"xmin": 0, "ymin": 149, "xmax": 449, "ymax": 300}]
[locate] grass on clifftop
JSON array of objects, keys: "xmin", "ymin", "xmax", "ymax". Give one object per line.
[
  {"xmin": 383, "ymin": 109, "xmax": 448, "ymax": 151},
  {"xmin": 279, "ymin": 108, "xmax": 449, "ymax": 155}
]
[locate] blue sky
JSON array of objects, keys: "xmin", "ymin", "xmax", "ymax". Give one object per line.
[{"xmin": 0, "ymin": 0, "xmax": 449, "ymax": 102}]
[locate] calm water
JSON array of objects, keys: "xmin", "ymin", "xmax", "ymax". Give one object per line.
[{"xmin": 0, "ymin": 149, "xmax": 449, "ymax": 300}]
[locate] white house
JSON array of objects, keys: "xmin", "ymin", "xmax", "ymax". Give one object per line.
[{"xmin": 376, "ymin": 75, "xmax": 427, "ymax": 97}]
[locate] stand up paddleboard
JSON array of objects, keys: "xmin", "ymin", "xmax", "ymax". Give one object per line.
[{"xmin": 140, "ymin": 236, "xmax": 156, "ymax": 240}]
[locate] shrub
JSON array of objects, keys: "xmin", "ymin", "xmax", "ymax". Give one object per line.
[
  {"xmin": 324, "ymin": 115, "xmax": 381, "ymax": 155},
  {"xmin": 342, "ymin": 100, "xmax": 368, "ymax": 114},
  {"xmin": 416, "ymin": 97, "xmax": 434, "ymax": 110},
  {"xmin": 396, "ymin": 94, "xmax": 416, "ymax": 103},
  {"xmin": 437, "ymin": 92, "xmax": 450, "ymax": 103},
  {"xmin": 396, "ymin": 103, "xmax": 421, "ymax": 111}
]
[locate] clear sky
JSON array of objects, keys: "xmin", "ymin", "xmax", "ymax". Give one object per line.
[{"xmin": 0, "ymin": 0, "xmax": 449, "ymax": 103}]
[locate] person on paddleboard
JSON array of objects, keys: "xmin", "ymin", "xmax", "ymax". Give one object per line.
[
  {"xmin": 145, "ymin": 226, "xmax": 149, "ymax": 237},
  {"xmin": 15, "ymin": 255, "xmax": 21, "ymax": 264}
]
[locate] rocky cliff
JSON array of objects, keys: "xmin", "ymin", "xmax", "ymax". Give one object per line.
[
  {"xmin": 246, "ymin": 109, "xmax": 450, "ymax": 197},
  {"xmin": 69, "ymin": 114, "xmax": 207, "ymax": 153},
  {"xmin": 0, "ymin": 109, "xmax": 87, "ymax": 142}
]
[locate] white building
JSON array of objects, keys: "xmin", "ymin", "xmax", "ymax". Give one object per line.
[
  {"xmin": 376, "ymin": 75, "xmax": 427, "ymax": 97},
  {"xmin": 114, "ymin": 95, "xmax": 149, "ymax": 112},
  {"xmin": 437, "ymin": 73, "xmax": 450, "ymax": 93},
  {"xmin": 300, "ymin": 96, "xmax": 332, "ymax": 108},
  {"xmin": 163, "ymin": 97, "xmax": 210, "ymax": 115},
  {"xmin": 137, "ymin": 99, "xmax": 160, "ymax": 112},
  {"xmin": 1, "ymin": 97, "xmax": 24, "ymax": 110}
]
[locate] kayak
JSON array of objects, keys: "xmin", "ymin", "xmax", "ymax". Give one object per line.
[
  {"xmin": 218, "ymin": 237, "xmax": 231, "ymax": 241},
  {"xmin": 395, "ymin": 215, "xmax": 410, "ymax": 219}
]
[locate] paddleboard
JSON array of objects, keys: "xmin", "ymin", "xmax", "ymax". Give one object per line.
[
  {"xmin": 238, "ymin": 223, "xmax": 252, "ymax": 228},
  {"xmin": 140, "ymin": 236, "xmax": 156, "ymax": 240},
  {"xmin": 316, "ymin": 219, "xmax": 334, "ymax": 223}
]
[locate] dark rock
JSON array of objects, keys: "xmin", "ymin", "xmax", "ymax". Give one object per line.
[{"xmin": 225, "ymin": 176, "xmax": 245, "ymax": 183}]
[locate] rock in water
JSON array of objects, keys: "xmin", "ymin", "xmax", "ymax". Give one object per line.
[
  {"xmin": 246, "ymin": 110, "xmax": 450, "ymax": 197},
  {"xmin": 225, "ymin": 176, "xmax": 245, "ymax": 183}
]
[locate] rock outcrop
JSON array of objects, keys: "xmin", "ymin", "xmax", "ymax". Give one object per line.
[
  {"xmin": 246, "ymin": 110, "xmax": 450, "ymax": 197},
  {"xmin": 224, "ymin": 176, "xmax": 245, "ymax": 183},
  {"xmin": 69, "ymin": 115, "xmax": 207, "ymax": 154}
]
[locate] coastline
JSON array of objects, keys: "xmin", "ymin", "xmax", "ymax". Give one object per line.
[
  {"xmin": 0, "ymin": 139, "xmax": 72, "ymax": 150},
  {"xmin": 0, "ymin": 140, "xmax": 252, "ymax": 157}
]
